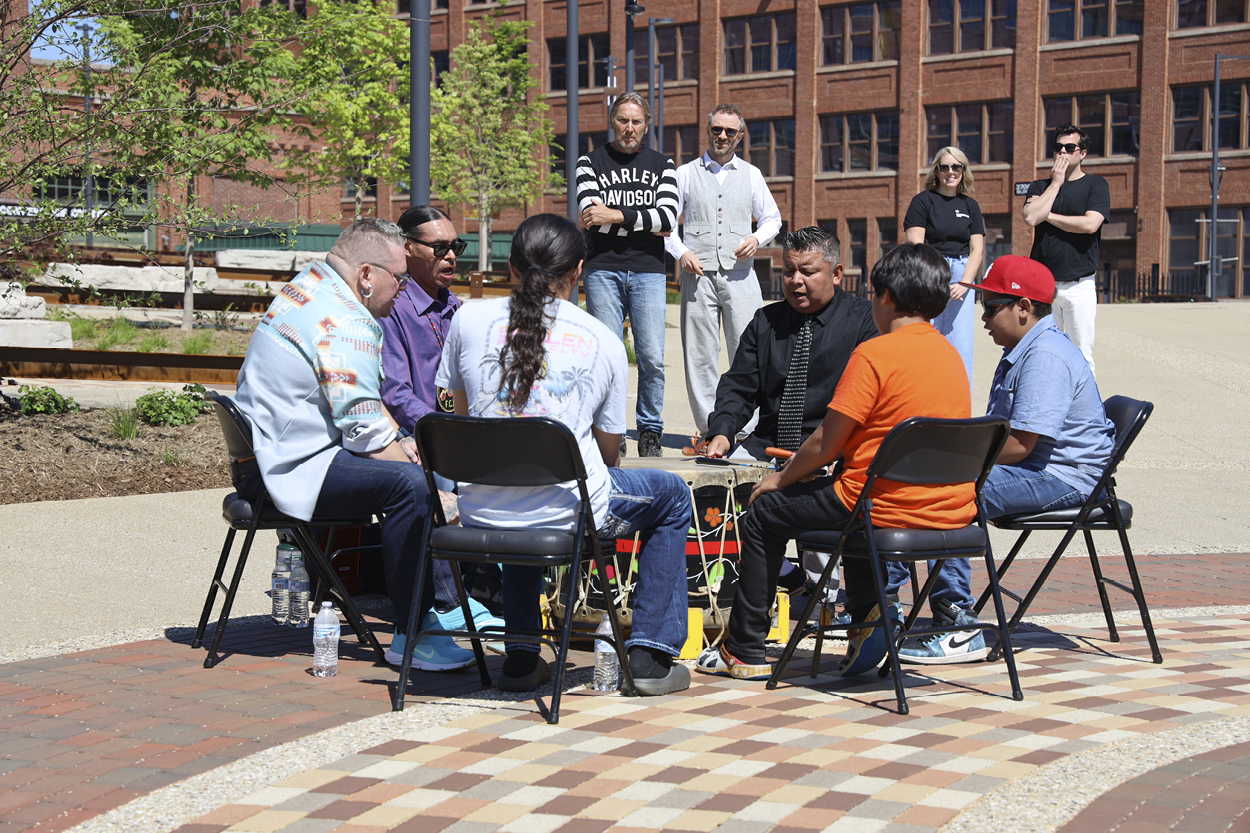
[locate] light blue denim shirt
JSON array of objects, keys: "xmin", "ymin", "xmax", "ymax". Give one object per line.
[{"xmin": 986, "ymin": 315, "xmax": 1114, "ymax": 495}]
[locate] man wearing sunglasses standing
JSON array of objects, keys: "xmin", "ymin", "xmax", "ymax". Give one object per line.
[
  {"xmin": 576, "ymin": 92, "xmax": 680, "ymax": 457},
  {"xmin": 666, "ymin": 104, "xmax": 782, "ymax": 438},
  {"xmin": 1023, "ymin": 125, "xmax": 1110, "ymax": 376}
]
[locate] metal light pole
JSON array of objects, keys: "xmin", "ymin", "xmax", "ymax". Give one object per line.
[
  {"xmin": 566, "ymin": 0, "xmax": 579, "ymax": 224},
  {"xmin": 78, "ymin": 21, "xmax": 94, "ymax": 248},
  {"xmin": 410, "ymin": 0, "xmax": 431, "ymax": 205},
  {"xmin": 624, "ymin": 1, "xmax": 644, "ymax": 93},
  {"xmin": 1209, "ymin": 54, "xmax": 1250, "ymax": 302},
  {"xmin": 656, "ymin": 64, "xmax": 666, "ymax": 153},
  {"xmin": 646, "ymin": 17, "xmax": 673, "ymax": 147}
]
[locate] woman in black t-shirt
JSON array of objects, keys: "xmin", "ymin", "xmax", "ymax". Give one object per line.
[{"xmin": 903, "ymin": 147, "xmax": 984, "ymax": 388}]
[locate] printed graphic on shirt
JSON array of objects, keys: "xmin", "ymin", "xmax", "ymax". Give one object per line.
[{"xmin": 472, "ymin": 325, "xmax": 604, "ymax": 422}]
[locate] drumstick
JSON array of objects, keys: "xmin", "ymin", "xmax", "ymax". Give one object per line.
[{"xmin": 766, "ymin": 447, "xmax": 793, "ymax": 459}]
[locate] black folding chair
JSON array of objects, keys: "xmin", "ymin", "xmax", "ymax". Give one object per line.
[
  {"xmin": 767, "ymin": 416, "xmax": 1022, "ymax": 715},
  {"xmin": 192, "ymin": 391, "xmax": 386, "ymax": 668},
  {"xmin": 972, "ymin": 396, "xmax": 1162, "ymax": 663},
  {"xmin": 393, "ymin": 414, "xmax": 636, "ymax": 723}
]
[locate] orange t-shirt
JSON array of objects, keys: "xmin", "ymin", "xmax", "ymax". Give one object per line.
[{"xmin": 829, "ymin": 322, "xmax": 974, "ymax": 529}]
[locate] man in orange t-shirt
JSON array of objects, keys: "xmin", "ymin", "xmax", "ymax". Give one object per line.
[{"xmin": 697, "ymin": 243, "xmax": 974, "ymax": 681}]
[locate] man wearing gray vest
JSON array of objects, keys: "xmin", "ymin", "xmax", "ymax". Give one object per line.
[{"xmin": 666, "ymin": 104, "xmax": 783, "ymax": 436}]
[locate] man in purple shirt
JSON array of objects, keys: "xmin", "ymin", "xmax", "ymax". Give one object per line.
[{"xmin": 380, "ymin": 205, "xmax": 468, "ymax": 431}]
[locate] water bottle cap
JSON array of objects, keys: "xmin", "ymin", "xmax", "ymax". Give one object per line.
[{"xmin": 321, "ymin": 601, "xmax": 332, "ymax": 608}]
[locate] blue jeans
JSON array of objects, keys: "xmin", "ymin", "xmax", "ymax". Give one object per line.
[
  {"xmin": 501, "ymin": 467, "xmax": 691, "ymax": 656},
  {"xmin": 584, "ymin": 270, "xmax": 667, "ymax": 434},
  {"xmin": 930, "ymin": 256, "xmax": 974, "ymax": 389},
  {"xmin": 981, "ymin": 464, "xmax": 1087, "ymax": 520},
  {"xmin": 313, "ymin": 450, "xmax": 434, "ymax": 628}
]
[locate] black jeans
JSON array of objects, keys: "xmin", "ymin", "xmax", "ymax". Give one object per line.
[{"xmin": 727, "ymin": 475, "xmax": 903, "ymax": 663}]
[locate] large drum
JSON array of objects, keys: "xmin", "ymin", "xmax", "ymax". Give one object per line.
[{"xmin": 548, "ymin": 457, "xmax": 770, "ymax": 632}]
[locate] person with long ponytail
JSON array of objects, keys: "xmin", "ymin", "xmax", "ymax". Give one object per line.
[{"xmin": 436, "ymin": 213, "xmax": 693, "ymax": 695}]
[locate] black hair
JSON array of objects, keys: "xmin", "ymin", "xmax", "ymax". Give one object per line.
[
  {"xmin": 396, "ymin": 204, "xmax": 450, "ymax": 235},
  {"xmin": 1030, "ymin": 301, "xmax": 1053, "ymax": 318},
  {"xmin": 779, "ymin": 226, "xmax": 841, "ymax": 268},
  {"xmin": 1053, "ymin": 124, "xmax": 1089, "ymax": 151},
  {"xmin": 870, "ymin": 243, "xmax": 951, "ymax": 320},
  {"xmin": 500, "ymin": 214, "xmax": 588, "ymax": 411}
]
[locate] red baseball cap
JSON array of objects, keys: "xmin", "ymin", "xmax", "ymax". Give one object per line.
[{"xmin": 960, "ymin": 255, "xmax": 1056, "ymax": 304}]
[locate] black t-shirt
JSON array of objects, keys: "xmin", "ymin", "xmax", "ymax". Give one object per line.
[
  {"xmin": 575, "ymin": 144, "xmax": 678, "ymax": 274},
  {"xmin": 903, "ymin": 190, "xmax": 984, "ymax": 258},
  {"xmin": 1026, "ymin": 173, "xmax": 1110, "ymax": 281}
]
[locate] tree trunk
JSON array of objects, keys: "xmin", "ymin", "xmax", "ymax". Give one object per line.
[
  {"xmin": 355, "ymin": 186, "xmax": 364, "ymax": 219},
  {"xmin": 478, "ymin": 196, "xmax": 491, "ymax": 271},
  {"xmin": 181, "ymin": 178, "xmax": 195, "ymax": 332}
]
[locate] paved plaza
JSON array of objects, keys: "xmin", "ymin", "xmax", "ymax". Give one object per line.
[{"xmin": 1, "ymin": 300, "xmax": 1248, "ymax": 833}]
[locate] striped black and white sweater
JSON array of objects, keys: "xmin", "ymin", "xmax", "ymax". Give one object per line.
[{"xmin": 575, "ymin": 143, "xmax": 679, "ymax": 274}]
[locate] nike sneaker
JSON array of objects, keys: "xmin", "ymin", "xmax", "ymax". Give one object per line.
[
  {"xmin": 385, "ymin": 616, "xmax": 476, "ymax": 670},
  {"xmin": 899, "ymin": 599, "xmax": 989, "ymax": 665}
]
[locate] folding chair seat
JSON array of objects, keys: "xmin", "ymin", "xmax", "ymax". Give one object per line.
[
  {"xmin": 972, "ymin": 396, "xmax": 1162, "ymax": 663},
  {"xmin": 192, "ymin": 391, "xmax": 386, "ymax": 669},
  {"xmin": 393, "ymin": 414, "xmax": 635, "ymax": 724},
  {"xmin": 766, "ymin": 416, "xmax": 1022, "ymax": 715}
]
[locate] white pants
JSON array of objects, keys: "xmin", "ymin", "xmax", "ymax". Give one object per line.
[
  {"xmin": 680, "ymin": 266, "xmax": 764, "ymax": 435},
  {"xmin": 1053, "ymin": 276, "xmax": 1097, "ymax": 376}
]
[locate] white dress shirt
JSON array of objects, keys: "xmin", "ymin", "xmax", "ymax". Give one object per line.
[{"xmin": 664, "ymin": 152, "xmax": 784, "ymax": 261}]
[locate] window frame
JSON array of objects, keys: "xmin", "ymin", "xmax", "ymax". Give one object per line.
[
  {"xmin": 926, "ymin": 101, "xmax": 1015, "ymax": 164},
  {"xmin": 638, "ymin": 23, "xmax": 700, "ymax": 85},
  {"xmin": 928, "ymin": 0, "xmax": 1018, "ymax": 55},
  {"xmin": 547, "ymin": 33, "xmax": 611, "ymax": 91},
  {"xmin": 1042, "ymin": 90, "xmax": 1141, "ymax": 158},
  {"xmin": 1171, "ymin": 81, "xmax": 1250, "ymax": 152},
  {"xmin": 661, "ymin": 124, "xmax": 701, "ymax": 166},
  {"xmin": 1046, "ymin": 0, "xmax": 1144, "ymax": 42},
  {"xmin": 819, "ymin": 110, "xmax": 900, "ymax": 173},
  {"xmin": 820, "ymin": 1, "xmax": 902, "ymax": 66},
  {"xmin": 1175, "ymin": 0, "xmax": 1248, "ymax": 29},
  {"xmin": 722, "ymin": 13, "xmax": 798, "ymax": 76},
  {"xmin": 745, "ymin": 119, "xmax": 797, "ymax": 178}
]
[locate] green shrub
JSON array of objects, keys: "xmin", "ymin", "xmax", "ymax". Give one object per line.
[
  {"xmin": 135, "ymin": 383, "xmax": 211, "ymax": 426},
  {"xmin": 96, "ymin": 317, "xmax": 138, "ymax": 350},
  {"xmin": 18, "ymin": 385, "xmax": 78, "ymax": 415},
  {"xmin": 181, "ymin": 331, "xmax": 215, "ymax": 355},
  {"xmin": 107, "ymin": 403, "xmax": 140, "ymax": 439},
  {"xmin": 666, "ymin": 291, "xmax": 681, "ymax": 304},
  {"xmin": 135, "ymin": 332, "xmax": 169, "ymax": 353}
]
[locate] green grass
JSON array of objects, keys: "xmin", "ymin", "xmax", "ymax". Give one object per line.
[
  {"xmin": 134, "ymin": 332, "xmax": 169, "ymax": 353},
  {"xmin": 96, "ymin": 317, "xmax": 138, "ymax": 350},
  {"xmin": 48, "ymin": 310, "xmax": 101, "ymax": 344},
  {"xmin": 181, "ymin": 331, "xmax": 215, "ymax": 355},
  {"xmin": 107, "ymin": 403, "xmax": 140, "ymax": 439},
  {"xmin": 666, "ymin": 291, "xmax": 680, "ymax": 304},
  {"xmin": 159, "ymin": 447, "xmax": 183, "ymax": 466}
]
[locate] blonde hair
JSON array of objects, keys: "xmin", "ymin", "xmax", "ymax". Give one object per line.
[{"xmin": 924, "ymin": 146, "xmax": 975, "ymax": 196}]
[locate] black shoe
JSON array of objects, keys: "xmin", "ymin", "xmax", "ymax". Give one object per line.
[
  {"xmin": 638, "ymin": 429, "xmax": 662, "ymax": 457},
  {"xmin": 777, "ymin": 565, "xmax": 807, "ymax": 595},
  {"xmin": 630, "ymin": 663, "xmax": 691, "ymax": 696},
  {"xmin": 498, "ymin": 655, "xmax": 551, "ymax": 692}
]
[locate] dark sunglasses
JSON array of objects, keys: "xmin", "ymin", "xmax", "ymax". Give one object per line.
[
  {"xmin": 709, "ymin": 126, "xmax": 740, "ymax": 139},
  {"xmin": 938, "ymin": 163, "xmax": 964, "ymax": 174},
  {"xmin": 981, "ymin": 297, "xmax": 1018, "ymax": 316},
  {"xmin": 1054, "ymin": 142, "xmax": 1082, "ymax": 154},
  {"xmin": 407, "ymin": 236, "xmax": 468, "ymax": 259}
]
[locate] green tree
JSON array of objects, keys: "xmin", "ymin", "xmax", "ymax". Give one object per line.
[
  {"xmin": 431, "ymin": 9, "xmax": 558, "ymax": 271},
  {"xmin": 2, "ymin": 0, "xmax": 304, "ymax": 330},
  {"xmin": 283, "ymin": 0, "xmax": 409, "ymax": 220}
]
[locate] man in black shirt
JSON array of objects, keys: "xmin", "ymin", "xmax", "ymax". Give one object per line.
[
  {"xmin": 1024, "ymin": 125, "xmax": 1109, "ymax": 375},
  {"xmin": 576, "ymin": 92, "xmax": 679, "ymax": 457},
  {"xmin": 704, "ymin": 227, "xmax": 877, "ymax": 462}
]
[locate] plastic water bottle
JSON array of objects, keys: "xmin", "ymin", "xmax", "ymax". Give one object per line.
[
  {"xmin": 288, "ymin": 552, "xmax": 310, "ymax": 628},
  {"xmin": 271, "ymin": 543, "xmax": 294, "ymax": 625},
  {"xmin": 592, "ymin": 613, "xmax": 619, "ymax": 692},
  {"xmin": 312, "ymin": 601, "xmax": 340, "ymax": 677}
]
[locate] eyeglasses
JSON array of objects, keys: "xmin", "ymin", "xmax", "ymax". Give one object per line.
[
  {"xmin": 980, "ymin": 297, "xmax": 1018, "ymax": 317},
  {"xmin": 709, "ymin": 126, "xmax": 740, "ymax": 139},
  {"xmin": 1054, "ymin": 142, "xmax": 1082, "ymax": 155},
  {"xmin": 938, "ymin": 163, "xmax": 964, "ymax": 174},
  {"xmin": 368, "ymin": 263, "xmax": 410, "ymax": 290},
  {"xmin": 407, "ymin": 236, "xmax": 468, "ymax": 259}
]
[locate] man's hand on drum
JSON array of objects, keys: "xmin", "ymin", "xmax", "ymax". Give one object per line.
[{"xmin": 704, "ymin": 435, "xmax": 732, "ymax": 458}]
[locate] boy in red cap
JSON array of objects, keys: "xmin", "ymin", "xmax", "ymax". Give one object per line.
[{"xmin": 896, "ymin": 255, "xmax": 1115, "ymax": 665}]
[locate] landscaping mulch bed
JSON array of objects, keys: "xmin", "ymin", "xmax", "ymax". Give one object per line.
[{"xmin": 1, "ymin": 408, "xmax": 231, "ymax": 504}]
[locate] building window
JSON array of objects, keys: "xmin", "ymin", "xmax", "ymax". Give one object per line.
[
  {"xmin": 261, "ymin": 0, "xmax": 307, "ymax": 16},
  {"xmin": 821, "ymin": 2, "xmax": 901, "ymax": 65},
  {"xmin": 550, "ymin": 132, "xmax": 611, "ymax": 178},
  {"xmin": 1176, "ymin": 0, "xmax": 1247, "ymax": 28},
  {"xmin": 343, "ymin": 177, "xmax": 377, "ymax": 199},
  {"xmin": 1048, "ymin": 0, "xmax": 1143, "ymax": 41},
  {"xmin": 1043, "ymin": 91, "xmax": 1140, "ymax": 158},
  {"xmin": 878, "ymin": 217, "xmax": 897, "ymax": 258},
  {"xmin": 746, "ymin": 119, "xmax": 796, "ymax": 177},
  {"xmin": 1172, "ymin": 83, "xmax": 1249, "ymax": 152},
  {"xmin": 929, "ymin": 0, "xmax": 1017, "ymax": 55},
  {"xmin": 982, "ymin": 214, "xmax": 1011, "ymax": 273},
  {"xmin": 926, "ymin": 101, "xmax": 1014, "ymax": 163},
  {"xmin": 661, "ymin": 125, "xmax": 701, "ymax": 165},
  {"xmin": 548, "ymin": 34, "xmax": 610, "ymax": 91},
  {"xmin": 433, "ymin": 50, "xmax": 449, "ymax": 84},
  {"xmin": 638, "ymin": 23, "xmax": 699, "ymax": 85},
  {"xmin": 847, "ymin": 218, "xmax": 868, "ymax": 274},
  {"xmin": 1169, "ymin": 207, "xmax": 1244, "ymax": 296},
  {"xmin": 820, "ymin": 111, "xmax": 899, "ymax": 172},
  {"xmin": 397, "ymin": 0, "xmax": 448, "ymax": 12},
  {"xmin": 723, "ymin": 13, "xmax": 797, "ymax": 75}
]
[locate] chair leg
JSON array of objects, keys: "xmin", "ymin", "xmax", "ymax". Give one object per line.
[
  {"xmin": 291, "ymin": 527, "xmax": 385, "ymax": 664},
  {"xmin": 973, "ymin": 530, "xmax": 1031, "ymax": 616},
  {"xmin": 203, "ymin": 528, "xmax": 257, "ymax": 669},
  {"xmin": 767, "ymin": 546, "xmax": 838, "ymax": 690},
  {"xmin": 982, "ymin": 545, "xmax": 1024, "ymax": 701},
  {"xmin": 1083, "ymin": 530, "xmax": 1120, "ymax": 642},
  {"xmin": 311, "ymin": 529, "xmax": 339, "ymax": 608},
  {"xmin": 394, "ymin": 509, "xmax": 435, "ymax": 712},
  {"xmin": 193, "ymin": 528, "xmax": 237, "ymax": 650},
  {"xmin": 998, "ymin": 525, "xmax": 1081, "ymax": 640},
  {"xmin": 592, "ymin": 542, "xmax": 636, "ymax": 698},
  {"xmin": 1115, "ymin": 522, "xmax": 1163, "ymax": 664},
  {"xmin": 451, "ymin": 561, "xmax": 493, "ymax": 690},
  {"xmin": 877, "ymin": 559, "xmax": 945, "ymax": 679},
  {"xmin": 867, "ymin": 549, "xmax": 908, "ymax": 715}
]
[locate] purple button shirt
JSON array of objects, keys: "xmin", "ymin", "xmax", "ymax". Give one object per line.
[{"xmin": 379, "ymin": 280, "xmax": 462, "ymax": 432}]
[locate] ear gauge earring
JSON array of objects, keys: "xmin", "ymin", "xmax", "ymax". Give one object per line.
[{"xmin": 362, "ymin": 285, "xmax": 374, "ymax": 299}]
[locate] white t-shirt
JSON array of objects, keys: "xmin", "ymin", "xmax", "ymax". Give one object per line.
[{"xmin": 435, "ymin": 296, "xmax": 628, "ymax": 531}]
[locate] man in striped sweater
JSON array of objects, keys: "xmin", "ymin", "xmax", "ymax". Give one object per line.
[{"xmin": 576, "ymin": 92, "xmax": 679, "ymax": 457}]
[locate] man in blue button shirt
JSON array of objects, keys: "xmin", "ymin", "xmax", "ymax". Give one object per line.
[{"xmin": 899, "ymin": 254, "xmax": 1114, "ymax": 665}]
